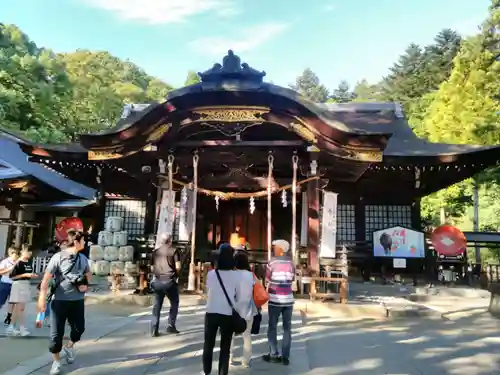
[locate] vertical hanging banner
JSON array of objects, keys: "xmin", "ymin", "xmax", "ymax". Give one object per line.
[
  {"xmin": 300, "ymin": 192, "xmax": 308, "ymax": 247},
  {"xmin": 155, "ymin": 190, "xmax": 177, "ymax": 249},
  {"xmin": 319, "ymin": 191, "xmax": 338, "ymax": 258},
  {"xmin": 178, "ymin": 189, "xmax": 189, "ymax": 242}
]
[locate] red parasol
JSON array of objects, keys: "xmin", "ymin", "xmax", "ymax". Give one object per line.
[
  {"xmin": 431, "ymin": 225, "xmax": 467, "ymax": 257},
  {"xmin": 55, "ymin": 217, "xmax": 84, "ymax": 242}
]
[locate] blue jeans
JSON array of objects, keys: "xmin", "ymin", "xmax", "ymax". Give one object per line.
[
  {"xmin": 0, "ymin": 282, "xmax": 12, "ymax": 308},
  {"xmin": 267, "ymin": 304, "xmax": 293, "ymax": 359},
  {"xmin": 151, "ymin": 279, "xmax": 179, "ymax": 331}
]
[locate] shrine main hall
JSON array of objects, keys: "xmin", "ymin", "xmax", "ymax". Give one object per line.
[{"xmin": 13, "ymin": 50, "xmax": 500, "ymax": 273}]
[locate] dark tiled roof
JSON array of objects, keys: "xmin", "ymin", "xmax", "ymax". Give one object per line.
[
  {"xmin": 318, "ymin": 103, "xmax": 490, "ymax": 157},
  {"xmin": 0, "ymin": 133, "xmax": 96, "ymax": 199}
]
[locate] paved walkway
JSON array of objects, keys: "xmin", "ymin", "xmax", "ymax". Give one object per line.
[{"xmin": 4, "ymin": 296, "xmax": 500, "ymax": 375}]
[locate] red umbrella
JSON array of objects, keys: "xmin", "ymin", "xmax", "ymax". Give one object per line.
[
  {"xmin": 55, "ymin": 217, "xmax": 84, "ymax": 242},
  {"xmin": 431, "ymin": 225, "xmax": 467, "ymax": 257}
]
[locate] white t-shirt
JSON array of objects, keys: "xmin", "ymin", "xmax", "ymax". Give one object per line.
[
  {"xmin": 234, "ymin": 269, "xmax": 257, "ymax": 320},
  {"xmin": 0, "ymin": 258, "xmax": 15, "ymax": 284},
  {"xmin": 206, "ymin": 270, "xmax": 240, "ymax": 316}
]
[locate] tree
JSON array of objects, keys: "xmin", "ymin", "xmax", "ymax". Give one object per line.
[
  {"xmin": 184, "ymin": 70, "xmax": 201, "ymax": 86},
  {"xmin": 352, "ymin": 79, "xmax": 383, "ymax": 102},
  {"xmin": 330, "ymin": 80, "xmax": 355, "ymax": 103},
  {"xmin": 290, "ymin": 68, "xmax": 329, "ymax": 103}
]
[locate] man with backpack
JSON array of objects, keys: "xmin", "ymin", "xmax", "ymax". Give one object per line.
[{"xmin": 37, "ymin": 230, "xmax": 90, "ymax": 375}]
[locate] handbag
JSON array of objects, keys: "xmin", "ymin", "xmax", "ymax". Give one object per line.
[
  {"xmin": 253, "ymin": 274, "xmax": 269, "ymax": 308},
  {"xmin": 214, "ymin": 270, "xmax": 247, "ymax": 334},
  {"xmin": 251, "ymin": 310, "xmax": 262, "ymax": 334}
]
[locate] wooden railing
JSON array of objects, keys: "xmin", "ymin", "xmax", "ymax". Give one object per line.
[{"xmin": 193, "ymin": 260, "xmax": 349, "ymax": 304}]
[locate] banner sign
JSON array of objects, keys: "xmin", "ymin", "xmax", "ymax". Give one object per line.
[
  {"xmin": 319, "ymin": 191, "xmax": 337, "ymax": 258},
  {"xmin": 373, "ymin": 226, "xmax": 425, "ymax": 258},
  {"xmin": 155, "ymin": 190, "xmax": 176, "ymax": 249},
  {"xmin": 178, "ymin": 189, "xmax": 190, "ymax": 242}
]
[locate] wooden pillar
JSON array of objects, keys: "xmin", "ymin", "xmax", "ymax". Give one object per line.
[{"xmin": 307, "ymin": 178, "xmax": 320, "ymax": 273}]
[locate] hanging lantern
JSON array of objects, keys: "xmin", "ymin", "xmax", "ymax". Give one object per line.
[
  {"xmin": 215, "ymin": 195, "xmax": 219, "ymax": 211},
  {"xmin": 281, "ymin": 189, "xmax": 288, "ymax": 207},
  {"xmin": 249, "ymin": 197, "xmax": 255, "ymax": 214}
]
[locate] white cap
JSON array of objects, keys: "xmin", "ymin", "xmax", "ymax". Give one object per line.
[{"xmin": 272, "ymin": 239, "xmax": 290, "ymax": 253}]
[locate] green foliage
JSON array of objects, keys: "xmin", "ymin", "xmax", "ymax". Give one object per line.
[
  {"xmin": 290, "ymin": 68, "xmax": 329, "ymax": 103},
  {"xmin": 0, "ymin": 24, "xmax": 173, "ymax": 143},
  {"xmin": 330, "ymin": 80, "xmax": 355, "ymax": 103},
  {"xmin": 184, "ymin": 70, "xmax": 201, "ymax": 86}
]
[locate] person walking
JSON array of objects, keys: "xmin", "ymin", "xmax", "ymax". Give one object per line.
[
  {"xmin": 37, "ymin": 230, "xmax": 90, "ymax": 375},
  {"xmin": 150, "ymin": 235, "xmax": 181, "ymax": 337},
  {"xmin": 6, "ymin": 245, "xmax": 37, "ymax": 336},
  {"xmin": 229, "ymin": 251, "xmax": 256, "ymax": 368},
  {"xmin": 202, "ymin": 243, "xmax": 240, "ymax": 375},
  {"xmin": 0, "ymin": 247, "xmax": 19, "ymax": 325},
  {"xmin": 262, "ymin": 239, "xmax": 295, "ymax": 366}
]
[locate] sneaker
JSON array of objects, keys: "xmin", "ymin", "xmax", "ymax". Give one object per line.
[
  {"xmin": 5, "ymin": 325, "xmax": 19, "ymax": 336},
  {"xmin": 166, "ymin": 325, "xmax": 180, "ymax": 334},
  {"xmin": 63, "ymin": 347, "xmax": 76, "ymax": 364},
  {"xmin": 49, "ymin": 360, "xmax": 62, "ymax": 375},
  {"xmin": 19, "ymin": 327, "xmax": 30, "ymax": 337},
  {"xmin": 262, "ymin": 354, "xmax": 281, "ymax": 363},
  {"xmin": 282, "ymin": 358, "xmax": 290, "ymax": 366}
]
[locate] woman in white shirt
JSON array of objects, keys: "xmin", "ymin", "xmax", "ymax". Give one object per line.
[
  {"xmin": 230, "ymin": 252, "xmax": 256, "ymax": 368},
  {"xmin": 202, "ymin": 243, "xmax": 240, "ymax": 375}
]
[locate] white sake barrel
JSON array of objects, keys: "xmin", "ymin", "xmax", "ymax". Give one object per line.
[
  {"xmin": 98, "ymin": 231, "xmax": 113, "ymax": 246},
  {"xmin": 124, "ymin": 261, "xmax": 137, "ymax": 275},
  {"xmin": 110, "ymin": 261, "xmax": 125, "ymax": 275},
  {"xmin": 104, "ymin": 246, "xmax": 119, "ymax": 261},
  {"xmin": 122, "ymin": 275, "xmax": 137, "ymax": 289},
  {"xmin": 89, "ymin": 245, "xmax": 104, "ymax": 261},
  {"xmin": 96, "ymin": 260, "xmax": 110, "ymax": 276},
  {"xmin": 113, "ymin": 231, "xmax": 128, "ymax": 246},
  {"xmin": 88, "ymin": 260, "xmax": 97, "ymax": 274},
  {"xmin": 118, "ymin": 246, "xmax": 134, "ymax": 262},
  {"xmin": 105, "ymin": 216, "xmax": 123, "ymax": 232}
]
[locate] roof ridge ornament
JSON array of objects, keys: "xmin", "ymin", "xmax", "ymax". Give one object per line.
[{"xmin": 198, "ymin": 50, "xmax": 266, "ymax": 91}]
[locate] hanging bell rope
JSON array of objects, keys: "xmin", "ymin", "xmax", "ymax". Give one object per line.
[
  {"xmin": 292, "ymin": 154, "xmax": 299, "ymax": 264},
  {"xmin": 267, "ymin": 153, "xmax": 274, "ymax": 261}
]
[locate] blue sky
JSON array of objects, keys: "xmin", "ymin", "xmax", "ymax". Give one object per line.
[{"xmin": 3, "ymin": 0, "xmax": 491, "ymax": 89}]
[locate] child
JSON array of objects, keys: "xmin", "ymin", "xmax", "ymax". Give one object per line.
[
  {"xmin": 7, "ymin": 246, "xmax": 38, "ymax": 336},
  {"xmin": 0, "ymin": 247, "xmax": 19, "ymax": 325}
]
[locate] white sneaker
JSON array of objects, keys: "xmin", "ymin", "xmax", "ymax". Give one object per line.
[
  {"xmin": 49, "ymin": 360, "xmax": 62, "ymax": 375},
  {"xmin": 5, "ymin": 325, "xmax": 19, "ymax": 336},
  {"xmin": 19, "ymin": 327, "xmax": 30, "ymax": 337},
  {"xmin": 62, "ymin": 347, "xmax": 76, "ymax": 364}
]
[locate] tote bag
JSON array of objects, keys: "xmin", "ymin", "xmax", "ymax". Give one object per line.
[{"xmin": 253, "ymin": 274, "xmax": 269, "ymax": 308}]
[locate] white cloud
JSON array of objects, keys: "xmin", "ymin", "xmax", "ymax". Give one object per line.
[
  {"xmin": 82, "ymin": 0, "xmax": 238, "ymax": 24},
  {"xmin": 189, "ymin": 22, "xmax": 289, "ymax": 56}
]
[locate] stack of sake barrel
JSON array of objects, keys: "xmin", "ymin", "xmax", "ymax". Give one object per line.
[{"xmin": 88, "ymin": 216, "xmax": 138, "ymax": 289}]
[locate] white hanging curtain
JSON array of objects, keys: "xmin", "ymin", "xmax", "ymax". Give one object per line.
[{"xmin": 319, "ymin": 191, "xmax": 338, "ymax": 259}]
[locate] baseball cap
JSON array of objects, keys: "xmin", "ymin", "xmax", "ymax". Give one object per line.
[{"xmin": 272, "ymin": 239, "xmax": 290, "ymax": 253}]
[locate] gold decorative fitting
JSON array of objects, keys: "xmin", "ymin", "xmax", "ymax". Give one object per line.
[
  {"xmin": 88, "ymin": 151, "xmax": 123, "ymax": 161},
  {"xmin": 343, "ymin": 150, "xmax": 383, "ymax": 162},
  {"xmin": 192, "ymin": 106, "xmax": 269, "ymax": 123},
  {"xmin": 146, "ymin": 123, "xmax": 171, "ymax": 143},
  {"xmin": 290, "ymin": 122, "xmax": 317, "ymax": 143}
]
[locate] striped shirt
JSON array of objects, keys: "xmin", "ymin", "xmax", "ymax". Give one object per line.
[{"xmin": 266, "ymin": 256, "xmax": 295, "ymax": 306}]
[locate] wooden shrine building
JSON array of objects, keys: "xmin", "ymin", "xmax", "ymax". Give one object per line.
[{"xmin": 16, "ymin": 50, "xmax": 500, "ymax": 274}]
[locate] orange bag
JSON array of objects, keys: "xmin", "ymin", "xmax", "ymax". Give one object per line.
[{"xmin": 253, "ymin": 274, "xmax": 269, "ymax": 308}]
